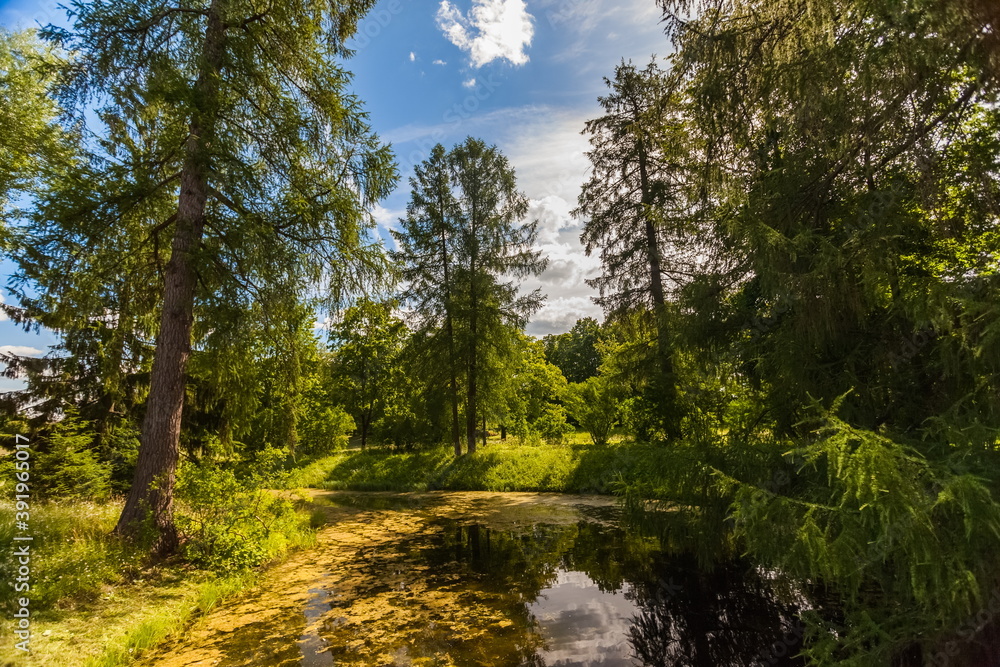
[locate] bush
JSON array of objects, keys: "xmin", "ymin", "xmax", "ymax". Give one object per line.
[
  {"xmin": 298, "ymin": 406, "xmax": 354, "ymax": 457},
  {"xmin": 565, "ymin": 376, "xmax": 620, "ymax": 446},
  {"xmin": 534, "ymin": 403, "xmax": 573, "ymax": 444},
  {"xmin": 175, "ymin": 455, "xmax": 312, "ymax": 572},
  {"xmin": 35, "ymin": 412, "xmax": 111, "ymax": 501}
]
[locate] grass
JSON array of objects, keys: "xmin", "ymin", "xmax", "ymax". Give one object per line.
[
  {"xmin": 285, "ymin": 433, "xmax": 679, "ymax": 495},
  {"xmin": 0, "ymin": 496, "xmax": 312, "ymax": 667}
]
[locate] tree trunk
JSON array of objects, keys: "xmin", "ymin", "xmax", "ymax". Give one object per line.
[
  {"xmin": 637, "ymin": 143, "xmax": 681, "ymax": 440},
  {"xmin": 466, "ymin": 195, "xmax": 479, "ymax": 455},
  {"xmin": 114, "ymin": 1, "xmax": 226, "ymax": 554},
  {"xmin": 440, "ymin": 223, "xmax": 462, "ymax": 457},
  {"xmin": 481, "ymin": 414, "xmax": 486, "ymax": 449}
]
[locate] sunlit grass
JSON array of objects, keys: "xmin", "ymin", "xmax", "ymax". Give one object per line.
[
  {"xmin": 0, "ymin": 496, "xmax": 313, "ymax": 666},
  {"xmin": 296, "ymin": 436, "xmax": 677, "ymax": 495}
]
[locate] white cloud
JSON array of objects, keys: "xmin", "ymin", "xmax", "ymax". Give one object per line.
[
  {"xmin": 372, "ymin": 203, "xmax": 406, "ymax": 236},
  {"xmin": 436, "ymin": 0, "xmax": 534, "ymax": 68},
  {"xmin": 409, "ymin": 51, "xmax": 416, "ymax": 61},
  {"xmin": 0, "ymin": 345, "xmax": 43, "ymax": 358},
  {"xmin": 462, "ymin": 77, "xmax": 477, "ymax": 88},
  {"xmin": 527, "ymin": 296, "xmax": 602, "ymax": 336},
  {"xmin": 433, "ymin": 59, "xmax": 448, "ymax": 65},
  {"xmin": 0, "ymin": 292, "xmax": 7, "ymax": 322}
]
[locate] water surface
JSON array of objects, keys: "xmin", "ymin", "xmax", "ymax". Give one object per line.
[{"xmin": 141, "ymin": 491, "xmax": 807, "ymax": 667}]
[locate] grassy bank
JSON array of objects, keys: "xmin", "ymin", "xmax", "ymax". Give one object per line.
[
  {"xmin": 0, "ymin": 497, "xmax": 313, "ymax": 667},
  {"xmin": 287, "ymin": 436, "xmax": 681, "ymax": 495}
]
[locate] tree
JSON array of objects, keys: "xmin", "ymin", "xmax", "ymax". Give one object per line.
[
  {"xmin": 392, "ymin": 145, "xmax": 463, "ymax": 456},
  {"xmin": 576, "ymin": 60, "xmax": 694, "ymax": 439},
  {"xmin": 329, "ymin": 299, "xmax": 406, "ymax": 449},
  {"xmin": 638, "ymin": 0, "xmax": 1000, "ymax": 660},
  {"xmin": 32, "ymin": 0, "xmax": 396, "ymax": 553},
  {"xmin": 0, "ymin": 29, "xmax": 71, "ymax": 237},
  {"xmin": 542, "ymin": 317, "xmax": 602, "ymax": 383},
  {"xmin": 394, "ymin": 138, "xmax": 546, "ymax": 455},
  {"xmin": 450, "ymin": 138, "xmax": 547, "ymax": 453},
  {"xmin": 565, "ymin": 376, "xmax": 619, "ymax": 446}
]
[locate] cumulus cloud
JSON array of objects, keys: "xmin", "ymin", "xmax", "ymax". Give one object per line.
[
  {"xmin": 0, "ymin": 292, "xmax": 7, "ymax": 322},
  {"xmin": 409, "ymin": 51, "xmax": 416, "ymax": 61},
  {"xmin": 433, "ymin": 59, "xmax": 448, "ymax": 65},
  {"xmin": 436, "ymin": 0, "xmax": 534, "ymax": 68},
  {"xmin": 462, "ymin": 77, "xmax": 477, "ymax": 88},
  {"xmin": 0, "ymin": 345, "xmax": 44, "ymax": 358}
]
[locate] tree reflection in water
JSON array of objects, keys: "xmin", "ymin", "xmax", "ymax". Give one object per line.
[{"xmin": 435, "ymin": 518, "xmax": 806, "ymax": 666}]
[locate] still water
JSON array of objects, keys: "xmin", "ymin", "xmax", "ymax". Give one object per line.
[{"xmin": 142, "ymin": 492, "xmax": 808, "ymax": 667}]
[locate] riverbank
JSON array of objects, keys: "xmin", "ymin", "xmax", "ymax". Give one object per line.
[
  {"xmin": 0, "ymin": 497, "xmax": 314, "ymax": 667},
  {"xmin": 1, "ymin": 439, "xmax": 667, "ymax": 665},
  {"xmin": 285, "ymin": 438, "xmax": 678, "ymax": 495}
]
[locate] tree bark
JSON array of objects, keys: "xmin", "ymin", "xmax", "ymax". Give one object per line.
[
  {"xmin": 637, "ymin": 141, "xmax": 681, "ymax": 440},
  {"xmin": 440, "ymin": 216, "xmax": 462, "ymax": 457},
  {"xmin": 114, "ymin": 0, "xmax": 226, "ymax": 554},
  {"xmin": 466, "ymin": 200, "xmax": 478, "ymax": 454}
]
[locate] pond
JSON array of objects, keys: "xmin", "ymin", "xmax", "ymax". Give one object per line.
[{"xmin": 141, "ymin": 491, "xmax": 810, "ymax": 667}]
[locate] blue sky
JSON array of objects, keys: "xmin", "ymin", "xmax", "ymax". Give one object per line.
[{"xmin": 0, "ymin": 0, "xmax": 672, "ymax": 390}]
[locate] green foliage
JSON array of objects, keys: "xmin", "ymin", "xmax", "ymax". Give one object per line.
[
  {"xmin": 393, "ymin": 138, "xmax": 547, "ymax": 454},
  {"xmin": 298, "ymin": 405, "xmax": 354, "ymax": 457},
  {"xmin": 0, "ymin": 28, "xmax": 72, "ymax": 229},
  {"xmin": 35, "ymin": 412, "xmax": 111, "ymax": 501},
  {"xmin": 542, "ymin": 317, "xmax": 602, "ymax": 383},
  {"xmin": 565, "ymin": 376, "xmax": 620, "ymax": 446},
  {"xmin": 329, "ymin": 299, "xmax": 406, "ymax": 449},
  {"xmin": 318, "ymin": 447, "xmax": 454, "ymax": 491},
  {"xmin": 0, "ymin": 501, "xmax": 143, "ymax": 613},
  {"xmin": 175, "ymin": 455, "xmax": 312, "ymax": 572},
  {"xmin": 532, "ymin": 403, "xmax": 573, "ymax": 444}
]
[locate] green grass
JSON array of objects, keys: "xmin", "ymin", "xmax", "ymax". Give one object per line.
[
  {"xmin": 290, "ymin": 437, "xmax": 680, "ymax": 495},
  {"xmin": 0, "ymin": 495, "xmax": 315, "ymax": 667}
]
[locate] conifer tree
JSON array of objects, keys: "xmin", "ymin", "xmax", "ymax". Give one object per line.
[
  {"xmin": 27, "ymin": 0, "xmax": 396, "ymax": 553},
  {"xmin": 394, "ymin": 139, "xmax": 546, "ymax": 454},
  {"xmin": 576, "ymin": 60, "xmax": 692, "ymax": 439}
]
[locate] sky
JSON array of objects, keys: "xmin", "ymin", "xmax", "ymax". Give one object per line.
[{"xmin": 0, "ymin": 0, "xmax": 673, "ymax": 390}]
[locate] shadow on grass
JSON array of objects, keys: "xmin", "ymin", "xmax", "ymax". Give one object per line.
[{"xmin": 314, "ymin": 441, "xmax": 685, "ymax": 496}]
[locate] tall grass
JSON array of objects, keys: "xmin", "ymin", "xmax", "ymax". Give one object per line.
[
  {"xmin": 0, "ymin": 501, "xmax": 144, "ymax": 613},
  {"xmin": 290, "ymin": 439, "xmax": 683, "ymax": 495}
]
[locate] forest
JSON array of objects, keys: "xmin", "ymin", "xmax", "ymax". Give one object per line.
[{"xmin": 1, "ymin": 0, "xmax": 999, "ymax": 665}]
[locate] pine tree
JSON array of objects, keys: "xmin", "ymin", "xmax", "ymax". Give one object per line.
[
  {"xmin": 394, "ymin": 139, "xmax": 546, "ymax": 454},
  {"xmin": 576, "ymin": 60, "xmax": 692, "ymax": 439},
  {"xmin": 29, "ymin": 0, "xmax": 396, "ymax": 553}
]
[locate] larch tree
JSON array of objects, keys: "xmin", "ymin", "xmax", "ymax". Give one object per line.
[
  {"xmin": 32, "ymin": 0, "xmax": 396, "ymax": 553},
  {"xmin": 394, "ymin": 138, "xmax": 546, "ymax": 455},
  {"xmin": 0, "ymin": 28, "xmax": 71, "ymax": 236},
  {"xmin": 448, "ymin": 138, "xmax": 547, "ymax": 453},
  {"xmin": 392, "ymin": 144, "xmax": 463, "ymax": 456},
  {"xmin": 576, "ymin": 60, "xmax": 694, "ymax": 439}
]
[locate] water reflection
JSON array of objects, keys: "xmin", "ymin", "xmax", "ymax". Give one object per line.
[
  {"xmin": 306, "ymin": 504, "xmax": 807, "ymax": 667},
  {"xmin": 530, "ymin": 569, "xmax": 639, "ymax": 666},
  {"xmin": 139, "ymin": 492, "xmax": 810, "ymax": 666}
]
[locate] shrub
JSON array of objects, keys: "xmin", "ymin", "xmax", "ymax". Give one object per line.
[
  {"xmin": 299, "ymin": 406, "xmax": 354, "ymax": 457},
  {"xmin": 565, "ymin": 376, "xmax": 620, "ymax": 446},
  {"xmin": 534, "ymin": 403, "xmax": 573, "ymax": 444},
  {"xmin": 175, "ymin": 456, "xmax": 311, "ymax": 572},
  {"xmin": 35, "ymin": 412, "xmax": 111, "ymax": 501}
]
